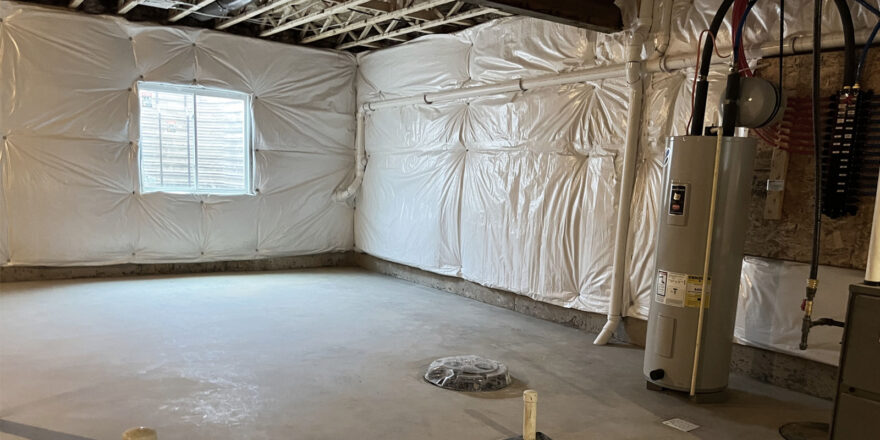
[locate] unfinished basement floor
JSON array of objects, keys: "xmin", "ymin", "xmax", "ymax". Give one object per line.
[{"xmin": 0, "ymin": 268, "xmax": 830, "ymax": 440}]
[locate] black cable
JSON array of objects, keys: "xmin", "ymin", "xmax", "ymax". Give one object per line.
[
  {"xmin": 811, "ymin": 318, "xmax": 845, "ymax": 328},
  {"xmin": 832, "ymin": 0, "xmax": 857, "ymax": 86},
  {"xmin": 722, "ymin": 0, "xmax": 759, "ymax": 137},
  {"xmin": 857, "ymin": 20, "xmax": 880, "ymax": 84},
  {"xmin": 733, "ymin": 0, "xmax": 758, "ymax": 68},
  {"xmin": 800, "ymin": 0, "xmax": 823, "ymax": 351},
  {"xmin": 691, "ymin": 0, "xmax": 735, "ymax": 136},
  {"xmin": 810, "ymin": 0, "xmax": 821, "ymax": 283}
]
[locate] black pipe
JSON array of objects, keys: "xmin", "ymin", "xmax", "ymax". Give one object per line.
[
  {"xmin": 800, "ymin": 0, "xmax": 855, "ymax": 349},
  {"xmin": 811, "ymin": 318, "xmax": 845, "ymax": 328},
  {"xmin": 810, "ymin": 0, "xmax": 822, "ymax": 286},
  {"xmin": 832, "ymin": 0, "xmax": 857, "ymax": 86},
  {"xmin": 720, "ymin": 70, "xmax": 741, "ymax": 136},
  {"xmin": 690, "ymin": 0, "xmax": 736, "ymax": 136},
  {"xmin": 800, "ymin": 0, "xmax": 823, "ymax": 351}
]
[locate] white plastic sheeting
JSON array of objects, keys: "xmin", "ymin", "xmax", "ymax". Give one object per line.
[
  {"xmin": 737, "ymin": 256, "xmax": 860, "ymax": 365},
  {"xmin": 355, "ymin": 1, "xmax": 878, "ymax": 362},
  {"xmin": 0, "ymin": 2, "xmax": 356, "ymax": 265},
  {"xmin": 356, "ymin": 21, "xmax": 629, "ymax": 311}
]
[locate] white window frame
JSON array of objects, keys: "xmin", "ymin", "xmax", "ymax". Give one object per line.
[{"xmin": 136, "ymin": 81, "xmax": 255, "ymax": 195}]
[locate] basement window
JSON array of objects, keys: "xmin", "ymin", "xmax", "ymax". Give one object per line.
[{"xmin": 137, "ymin": 82, "xmax": 253, "ymax": 195}]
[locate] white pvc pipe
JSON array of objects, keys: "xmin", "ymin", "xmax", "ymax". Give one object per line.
[
  {"xmin": 332, "ymin": 110, "xmax": 366, "ymax": 202},
  {"xmin": 646, "ymin": 29, "xmax": 873, "ymax": 73},
  {"xmin": 363, "ymin": 30, "xmax": 867, "ymax": 113},
  {"xmin": 866, "ymin": 172, "xmax": 880, "ymax": 284},
  {"xmin": 592, "ymin": 0, "xmax": 652, "ymax": 346},
  {"xmin": 364, "ymin": 29, "xmax": 872, "ymax": 112},
  {"xmin": 366, "ymin": 65, "xmax": 627, "ymax": 111},
  {"xmin": 653, "ymin": 0, "xmax": 675, "ymax": 56}
]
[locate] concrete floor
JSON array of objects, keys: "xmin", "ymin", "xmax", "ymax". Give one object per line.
[{"xmin": 0, "ymin": 268, "xmax": 830, "ymax": 440}]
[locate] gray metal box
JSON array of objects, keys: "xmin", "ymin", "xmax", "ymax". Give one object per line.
[{"xmin": 831, "ymin": 284, "xmax": 880, "ymax": 439}]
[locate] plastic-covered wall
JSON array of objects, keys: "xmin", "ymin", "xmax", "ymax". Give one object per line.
[
  {"xmin": 355, "ymin": 0, "xmax": 876, "ymax": 364},
  {"xmin": 356, "ymin": 25, "xmax": 629, "ymax": 312},
  {"xmin": 736, "ymin": 256, "xmax": 859, "ymax": 365},
  {"xmin": 0, "ymin": 2, "xmax": 357, "ymax": 266}
]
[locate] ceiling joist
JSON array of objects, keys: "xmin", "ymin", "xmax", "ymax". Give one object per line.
[
  {"xmin": 169, "ymin": 0, "xmax": 217, "ymax": 22},
  {"xmin": 117, "ymin": 0, "xmax": 144, "ymax": 14},
  {"xmin": 216, "ymin": 0, "xmax": 298, "ymax": 30},
  {"xmin": 71, "ymin": 0, "xmax": 512, "ymax": 51},
  {"xmin": 337, "ymin": 6, "xmax": 497, "ymax": 50},
  {"xmin": 300, "ymin": 0, "xmax": 455, "ymax": 44},
  {"xmin": 260, "ymin": 0, "xmax": 372, "ymax": 37},
  {"xmin": 462, "ymin": 0, "xmax": 622, "ymax": 33}
]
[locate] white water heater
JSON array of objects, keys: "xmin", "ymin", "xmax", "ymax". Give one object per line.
[{"xmin": 643, "ymin": 135, "xmax": 756, "ymax": 396}]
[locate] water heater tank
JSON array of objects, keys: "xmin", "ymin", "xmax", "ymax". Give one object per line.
[{"xmin": 644, "ymin": 135, "xmax": 756, "ymax": 395}]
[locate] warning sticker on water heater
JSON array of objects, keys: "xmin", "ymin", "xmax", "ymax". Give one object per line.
[{"xmin": 655, "ymin": 270, "xmax": 710, "ymax": 308}]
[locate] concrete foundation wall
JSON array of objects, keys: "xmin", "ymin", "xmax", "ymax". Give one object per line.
[
  {"xmin": 354, "ymin": 253, "xmax": 838, "ymax": 400},
  {"xmin": 0, "ymin": 253, "xmax": 355, "ymax": 282}
]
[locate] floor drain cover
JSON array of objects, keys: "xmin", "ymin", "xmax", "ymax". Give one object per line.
[{"xmin": 424, "ymin": 355, "xmax": 511, "ymax": 392}]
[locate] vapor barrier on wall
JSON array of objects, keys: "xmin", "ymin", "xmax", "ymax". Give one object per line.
[
  {"xmin": 356, "ymin": 25, "xmax": 629, "ymax": 312},
  {"xmin": 0, "ymin": 2, "xmax": 357, "ymax": 266},
  {"xmin": 737, "ymin": 256, "xmax": 857, "ymax": 365},
  {"xmin": 355, "ymin": 0, "xmax": 876, "ymax": 364}
]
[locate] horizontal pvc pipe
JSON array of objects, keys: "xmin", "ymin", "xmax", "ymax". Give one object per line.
[
  {"xmin": 367, "ymin": 29, "xmax": 872, "ymax": 111},
  {"xmin": 366, "ymin": 65, "xmax": 626, "ymax": 111},
  {"xmin": 646, "ymin": 29, "xmax": 873, "ymax": 73}
]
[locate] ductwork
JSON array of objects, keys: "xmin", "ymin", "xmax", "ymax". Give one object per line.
[{"xmin": 192, "ymin": 0, "xmax": 253, "ymax": 21}]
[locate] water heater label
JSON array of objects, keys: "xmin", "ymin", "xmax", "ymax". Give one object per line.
[
  {"xmin": 668, "ymin": 184, "xmax": 687, "ymax": 215},
  {"xmin": 655, "ymin": 270, "xmax": 711, "ymax": 308}
]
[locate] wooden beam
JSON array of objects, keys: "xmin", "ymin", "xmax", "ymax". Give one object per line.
[
  {"xmin": 260, "ymin": 0, "xmax": 372, "ymax": 37},
  {"xmin": 462, "ymin": 0, "xmax": 622, "ymax": 33},
  {"xmin": 764, "ymin": 148, "xmax": 789, "ymax": 220},
  {"xmin": 169, "ymin": 0, "xmax": 216, "ymax": 22}
]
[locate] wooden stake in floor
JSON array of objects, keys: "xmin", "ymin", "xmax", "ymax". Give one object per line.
[
  {"xmin": 505, "ymin": 390, "xmax": 551, "ymax": 440},
  {"xmin": 123, "ymin": 427, "xmax": 157, "ymax": 440},
  {"xmin": 523, "ymin": 390, "xmax": 537, "ymax": 440}
]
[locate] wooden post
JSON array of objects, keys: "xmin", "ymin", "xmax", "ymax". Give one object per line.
[
  {"xmin": 523, "ymin": 390, "xmax": 538, "ymax": 440},
  {"xmin": 764, "ymin": 148, "xmax": 789, "ymax": 219},
  {"xmin": 123, "ymin": 427, "xmax": 157, "ymax": 440}
]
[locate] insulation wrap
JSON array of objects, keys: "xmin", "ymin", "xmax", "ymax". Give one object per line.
[{"xmin": 0, "ymin": 2, "xmax": 357, "ymax": 265}]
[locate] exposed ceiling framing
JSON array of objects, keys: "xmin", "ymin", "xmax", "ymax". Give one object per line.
[
  {"xmin": 462, "ymin": 0, "xmax": 623, "ymax": 33},
  {"xmin": 50, "ymin": 0, "xmax": 620, "ymax": 52},
  {"xmin": 51, "ymin": 0, "xmax": 507, "ymax": 51}
]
